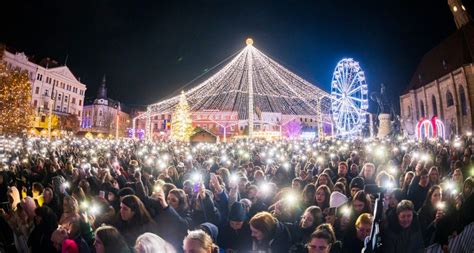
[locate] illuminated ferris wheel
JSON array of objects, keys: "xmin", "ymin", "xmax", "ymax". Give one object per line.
[{"xmin": 331, "ymin": 58, "xmax": 368, "ymax": 136}]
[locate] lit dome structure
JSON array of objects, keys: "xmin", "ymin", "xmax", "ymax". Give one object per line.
[{"xmin": 136, "ymin": 39, "xmax": 332, "ymax": 138}]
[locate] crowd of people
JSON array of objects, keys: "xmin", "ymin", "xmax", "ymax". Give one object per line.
[{"xmin": 0, "ymin": 134, "xmax": 472, "ymax": 253}]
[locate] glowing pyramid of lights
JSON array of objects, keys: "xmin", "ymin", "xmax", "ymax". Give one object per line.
[{"xmin": 147, "ymin": 39, "xmax": 331, "ymax": 127}]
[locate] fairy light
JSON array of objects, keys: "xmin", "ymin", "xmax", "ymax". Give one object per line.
[
  {"xmin": 141, "ymin": 40, "xmax": 330, "ymax": 130},
  {"xmin": 0, "ymin": 63, "xmax": 33, "ymax": 135}
]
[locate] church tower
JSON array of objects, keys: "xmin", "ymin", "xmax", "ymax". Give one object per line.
[
  {"xmin": 448, "ymin": 0, "xmax": 471, "ymax": 29},
  {"xmin": 97, "ymin": 75, "xmax": 108, "ymax": 99}
]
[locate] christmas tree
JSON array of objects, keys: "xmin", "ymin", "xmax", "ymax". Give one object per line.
[
  {"xmin": 171, "ymin": 91, "xmax": 194, "ymax": 141},
  {"xmin": 0, "ymin": 47, "xmax": 34, "ymax": 135}
]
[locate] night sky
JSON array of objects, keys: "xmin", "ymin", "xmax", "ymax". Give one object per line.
[{"xmin": 2, "ymin": 0, "xmax": 473, "ymax": 112}]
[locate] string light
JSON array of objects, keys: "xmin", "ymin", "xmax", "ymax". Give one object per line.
[
  {"xmin": 170, "ymin": 91, "xmax": 194, "ymax": 142},
  {"xmin": 136, "ymin": 41, "xmax": 331, "ymax": 137},
  {"xmin": 0, "ymin": 60, "xmax": 34, "ymax": 135}
]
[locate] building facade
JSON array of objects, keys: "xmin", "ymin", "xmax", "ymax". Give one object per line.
[
  {"xmin": 1, "ymin": 48, "xmax": 86, "ymax": 128},
  {"xmin": 400, "ymin": 0, "xmax": 474, "ymax": 138},
  {"xmin": 80, "ymin": 77, "xmax": 131, "ymax": 137}
]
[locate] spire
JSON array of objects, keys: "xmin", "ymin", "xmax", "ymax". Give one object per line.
[
  {"xmin": 97, "ymin": 75, "xmax": 107, "ymax": 99},
  {"xmin": 448, "ymin": 0, "xmax": 471, "ymax": 29}
]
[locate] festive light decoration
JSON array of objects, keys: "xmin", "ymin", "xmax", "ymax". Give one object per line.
[
  {"xmin": 331, "ymin": 58, "xmax": 368, "ymax": 137},
  {"xmin": 0, "ymin": 54, "xmax": 34, "ymax": 135},
  {"xmin": 416, "ymin": 116, "xmax": 445, "ymax": 140},
  {"xmin": 283, "ymin": 119, "xmax": 302, "ymax": 138},
  {"xmin": 139, "ymin": 40, "xmax": 332, "ymax": 138},
  {"xmin": 171, "ymin": 91, "xmax": 194, "ymax": 142},
  {"xmin": 37, "ymin": 114, "xmax": 59, "ymax": 130}
]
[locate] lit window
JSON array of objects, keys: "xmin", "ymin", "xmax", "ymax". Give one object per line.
[
  {"xmin": 462, "ymin": 5, "xmax": 466, "ymax": 11},
  {"xmin": 453, "ymin": 6, "xmax": 458, "ymax": 12}
]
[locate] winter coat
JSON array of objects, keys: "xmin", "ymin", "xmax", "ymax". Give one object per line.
[
  {"xmin": 382, "ymin": 211, "xmax": 424, "ymax": 253},
  {"xmin": 417, "ymin": 203, "xmax": 437, "ymax": 246},
  {"xmin": 407, "ymin": 176, "xmax": 429, "ymax": 211},
  {"xmin": 251, "ymin": 221, "xmax": 293, "ymax": 253},
  {"xmin": 217, "ymin": 222, "xmax": 252, "ymax": 252}
]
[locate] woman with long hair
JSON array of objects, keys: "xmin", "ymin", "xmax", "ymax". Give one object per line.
[
  {"xmin": 301, "ymin": 184, "xmax": 317, "ymax": 209},
  {"xmin": 59, "ymin": 195, "xmax": 80, "ymax": 227},
  {"xmin": 417, "ymin": 185, "xmax": 444, "ymax": 246},
  {"xmin": 351, "ymin": 190, "xmax": 372, "ymax": 217},
  {"xmin": 288, "ymin": 206, "xmax": 324, "ymax": 251},
  {"xmin": 115, "ymin": 195, "xmax": 156, "ymax": 247},
  {"xmin": 316, "ymin": 173, "xmax": 335, "ymax": 191},
  {"xmin": 315, "ymin": 185, "xmax": 331, "ymax": 214},
  {"xmin": 249, "ymin": 211, "xmax": 292, "ymax": 252},
  {"xmin": 94, "ymin": 225, "xmax": 131, "ymax": 253}
]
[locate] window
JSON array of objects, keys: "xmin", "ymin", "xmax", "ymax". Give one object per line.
[
  {"xmin": 64, "ymin": 96, "xmax": 68, "ymax": 102},
  {"xmin": 44, "ymin": 89, "xmax": 49, "ymax": 96},
  {"xmin": 99, "ymin": 110, "xmax": 102, "ymax": 116},
  {"xmin": 407, "ymin": 105, "xmax": 412, "ymax": 117},
  {"xmin": 420, "ymin": 100, "xmax": 425, "ymax": 118},
  {"xmin": 79, "ymin": 100, "xmax": 82, "ymax": 106},
  {"xmin": 432, "ymin": 96, "xmax": 438, "ymax": 116},
  {"xmin": 446, "ymin": 91, "xmax": 454, "ymax": 107},
  {"xmin": 78, "ymin": 111, "xmax": 81, "ymax": 117},
  {"xmin": 56, "ymin": 105, "xmax": 60, "ymax": 110},
  {"xmin": 58, "ymin": 94, "xmax": 61, "ymax": 100},
  {"xmin": 460, "ymin": 86, "xmax": 467, "ymax": 116},
  {"xmin": 63, "ymin": 107, "xmax": 67, "ymax": 112},
  {"xmin": 453, "ymin": 6, "xmax": 458, "ymax": 12},
  {"xmin": 72, "ymin": 98, "xmax": 76, "ymax": 104},
  {"xmin": 33, "ymin": 100, "xmax": 37, "ymax": 107},
  {"xmin": 35, "ymin": 87, "xmax": 40, "ymax": 94},
  {"xmin": 154, "ymin": 116, "xmax": 158, "ymax": 120}
]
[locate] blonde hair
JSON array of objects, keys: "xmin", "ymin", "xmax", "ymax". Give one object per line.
[
  {"xmin": 63, "ymin": 195, "xmax": 79, "ymax": 214},
  {"xmin": 355, "ymin": 213, "xmax": 373, "ymax": 228},
  {"xmin": 183, "ymin": 229, "xmax": 216, "ymax": 252}
]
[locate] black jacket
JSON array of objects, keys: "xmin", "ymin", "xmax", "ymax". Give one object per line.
[
  {"xmin": 382, "ymin": 211, "xmax": 424, "ymax": 253},
  {"xmin": 252, "ymin": 221, "xmax": 293, "ymax": 253},
  {"xmin": 217, "ymin": 222, "xmax": 252, "ymax": 252}
]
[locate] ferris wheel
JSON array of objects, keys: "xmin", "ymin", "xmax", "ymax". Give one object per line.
[{"xmin": 331, "ymin": 58, "xmax": 368, "ymax": 136}]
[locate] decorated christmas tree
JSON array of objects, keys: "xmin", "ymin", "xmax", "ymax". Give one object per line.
[
  {"xmin": 170, "ymin": 91, "xmax": 194, "ymax": 141},
  {"xmin": 0, "ymin": 47, "xmax": 34, "ymax": 135}
]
